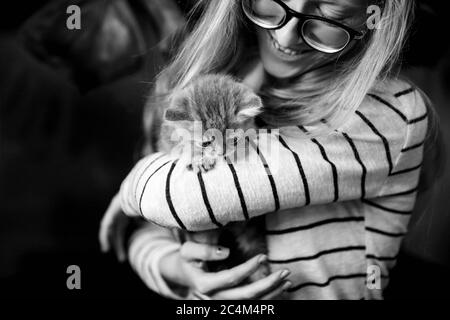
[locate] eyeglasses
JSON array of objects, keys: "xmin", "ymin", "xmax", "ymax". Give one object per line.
[{"xmin": 242, "ymin": 0, "xmax": 366, "ymax": 54}]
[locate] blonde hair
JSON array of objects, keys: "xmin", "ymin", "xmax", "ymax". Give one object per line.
[
  {"xmin": 262, "ymin": 0, "xmax": 415, "ymax": 130},
  {"xmin": 147, "ymin": 0, "xmax": 415, "ymax": 136}
]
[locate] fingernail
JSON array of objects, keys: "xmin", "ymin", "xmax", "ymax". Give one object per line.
[
  {"xmin": 257, "ymin": 255, "xmax": 267, "ymax": 264},
  {"xmin": 216, "ymin": 247, "xmax": 229, "ymax": 256},
  {"xmin": 282, "ymin": 281, "xmax": 292, "ymax": 291},
  {"xmin": 280, "ymin": 270, "xmax": 290, "ymax": 279}
]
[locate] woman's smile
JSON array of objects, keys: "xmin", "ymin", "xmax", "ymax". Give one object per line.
[
  {"xmin": 257, "ymin": 28, "xmax": 317, "ymax": 78},
  {"xmin": 266, "ymin": 30, "xmax": 314, "ymax": 60}
]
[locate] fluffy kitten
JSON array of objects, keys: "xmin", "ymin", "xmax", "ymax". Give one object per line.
[
  {"xmin": 156, "ymin": 74, "xmax": 270, "ymax": 282},
  {"xmin": 158, "ymin": 74, "xmax": 260, "ymax": 172}
]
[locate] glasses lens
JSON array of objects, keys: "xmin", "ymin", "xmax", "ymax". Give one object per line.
[
  {"xmin": 242, "ymin": 0, "xmax": 286, "ymax": 28},
  {"xmin": 302, "ymin": 20, "xmax": 351, "ymax": 53}
]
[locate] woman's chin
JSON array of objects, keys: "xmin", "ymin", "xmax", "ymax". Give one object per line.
[{"xmin": 262, "ymin": 61, "xmax": 303, "ymax": 79}]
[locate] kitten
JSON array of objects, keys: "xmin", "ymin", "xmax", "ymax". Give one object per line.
[
  {"xmin": 156, "ymin": 74, "xmax": 270, "ymax": 282},
  {"xmin": 158, "ymin": 74, "xmax": 260, "ymax": 172}
]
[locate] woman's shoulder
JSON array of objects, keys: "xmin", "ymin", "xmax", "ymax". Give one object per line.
[
  {"xmin": 364, "ymin": 77, "xmax": 428, "ymax": 123},
  {"xmin": 337, "ymin": 77, "xmax": 429, "ymax": 161}
]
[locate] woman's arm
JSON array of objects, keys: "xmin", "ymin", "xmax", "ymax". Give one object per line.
[
  {"xmin": 128, "ymin": 222, "xmax": 187, "ymax": 299},
  {"xmin": 120, "ymin": 83, "xmax": 428, "ymax": 231},
  {"xmin": 128, "ymin": 222, "xmax": 293, "ymax": 300}
]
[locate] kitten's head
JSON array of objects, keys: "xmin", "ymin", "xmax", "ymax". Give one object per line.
[{"xmin": 164, "ymin": 74, "xmax": 263, "ymax": 153}]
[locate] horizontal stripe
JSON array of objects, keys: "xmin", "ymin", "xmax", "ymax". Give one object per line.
[
  {"xmin": 288, "ymin": 273, "xmax": 367, "ymax": 292},
  {"xmin": 366, "ymin": 253, "xmax": 399, "ymax": 261},
  {"xmin": 288, "ymin": 272, "xmax": 391, "ymax": 292},
  {"xmin": 366, "ymin": 227, "xmax": 406, "ymax": 238},
  {"xmin": 394, "ymin": 87, "xmax": 415, "ymax": 98},
  {"xmin": 269, "ymin": 246, "xmax": 366, "ymax": 264},
  {"xmin": 368, "ymin": 93, "xmax": 427, "ymax": 125},
  {"xmin": 384, "ymin": 186, "xmax": 419, "ymax": 198},
  {"xmin": 266, "ymin": 217, "xmax": 364, "ymax": 235},
  {"xmin": 389, "ymin": 162, "xmax": 422, "ymax": 176},
  {"xmin": 368, "ymin": 94, "xmax": 408, "ymax": 123},
  {"xmin": 401, "ymin": 140, "xmax": 425, "ymax": 152},
  {"xmin": 362, "ymin": 199, "xmax": 412, "ymax": 215},
  {"xmin": 409, "ymin": 113, "xmax": 428, "ymax": 124}
]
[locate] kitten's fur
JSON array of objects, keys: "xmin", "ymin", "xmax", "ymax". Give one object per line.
[{"xmin": 152, "ymin": 74, "xmax": 269, "ymax": 281}]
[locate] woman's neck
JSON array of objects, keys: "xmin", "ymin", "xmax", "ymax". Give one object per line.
[{"xmin": 241, "ymin": 60, "xmax": 266, "ymax": 93}]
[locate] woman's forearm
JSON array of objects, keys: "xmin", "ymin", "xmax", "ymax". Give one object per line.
[
  {"xmin": 128, "ymin": 222, "xmax": 187, "ymax": 299},
  {"xmin": 120, "ymin": 88, "xmax": 426, "ymax": 231},
  {"xmin": 159, "ymin": 249, "xmax": 186, "ymax": 287}
]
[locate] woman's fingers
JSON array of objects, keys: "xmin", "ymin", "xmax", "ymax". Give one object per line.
[
  {"xmin": 260, "ymin": 281, "xmax": 292, "ymax": 300},
  {"xmin": 214, "ymin": 269, "xmax": 291, "ymax": 300},
  {"xmin": 113, "ymin": 213, "xmax": 129, "ymax": 262},
  {"xmin": 180, "ymin": 241, "xmax": 230, "ymax": 262},
  {"xmin": 99, "ymin": 220, "xmax": 111, "ymax": 253},
  {"xmin": 99, "ymin": 210, "xmax": 112, "ymax": 253},
  {"xmin": 99, "ymin": 194, "xmax": 121, "ymax": 253},
  {"xmin": 99, "ymin": 194, "xmax": 130, "ymax": 262},
  {"xmin": 192, "ymin": 255, "xmax": 268, "ymax": 294}
]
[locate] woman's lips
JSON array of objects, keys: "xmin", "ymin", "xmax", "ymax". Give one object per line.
[{"xmin": 267, "ymin": 31, "xmax": 314, "ymax": 58}]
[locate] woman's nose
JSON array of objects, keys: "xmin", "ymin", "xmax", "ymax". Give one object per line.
[{"xmin": 274, "ymin": 18, "xmax": 301, "ymax": 47}]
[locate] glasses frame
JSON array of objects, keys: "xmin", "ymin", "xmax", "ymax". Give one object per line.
[{"xmin": 242, "ymin": 0, "xmax": 366, "ymax": 54}]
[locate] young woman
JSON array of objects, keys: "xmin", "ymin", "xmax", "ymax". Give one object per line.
[{"xmin": 101, "ymin": 0, "xmax": 440, "ymax": 300}]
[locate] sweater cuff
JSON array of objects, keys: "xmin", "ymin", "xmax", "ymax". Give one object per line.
[{"xmin": 148, "ymin": 243, "xmax": 189, "ymax": 300}]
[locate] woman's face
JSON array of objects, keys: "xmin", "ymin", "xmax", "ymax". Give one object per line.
[{"xmin": 255, "ymin": 0, "xmax": 368, "ymax": 79}]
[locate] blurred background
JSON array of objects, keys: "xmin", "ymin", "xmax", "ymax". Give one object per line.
[{"xmin": 0, "ymin": 0, "xmax": 449, "ymax": 299}]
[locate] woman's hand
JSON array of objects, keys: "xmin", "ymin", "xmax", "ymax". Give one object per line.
[
  {"xmin": 160, "ymin": 241, "xmax": 292, "ymax": 300},
  {"xmin": 99, "ymin": 193, "xmax": 130, "ymax": 262}
]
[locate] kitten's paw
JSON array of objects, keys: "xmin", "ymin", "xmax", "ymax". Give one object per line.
[
  {"xmin": 187, "ymin": 157, "xmax": 205, "ymax": 174},
  {"xmin": 201, "ymin": 155, "xmax": 217, "ymax": 171},
  {"xmin": 187, "ymin": 155, "xmax": 217, "ymax": 173}
]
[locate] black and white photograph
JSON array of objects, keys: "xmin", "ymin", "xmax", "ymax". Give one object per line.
[{"xmin": 1, "ymin": 0, "xmax": 450, "ymax": 306}]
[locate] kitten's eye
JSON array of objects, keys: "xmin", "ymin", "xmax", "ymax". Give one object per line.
[
  {"xmin": 202, "ymin": 141, "xmax": 213, "ymax": 148},
  {"xmin": 201, "ymin": 136, "xmax": 215, "ymax": 148}
]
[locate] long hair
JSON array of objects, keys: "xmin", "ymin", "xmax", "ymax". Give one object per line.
[
  {"xmin": 144, "ymin": 0, "xmax": 444, "ymax": 194},
  {"xmin": 147, "ymin": 0, "xmax": 414, "ymax": 132}
]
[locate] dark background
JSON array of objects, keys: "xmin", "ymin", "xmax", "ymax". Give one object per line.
[{"xmin": 0, "ymin": 0, "xmax": 449, "ymax": 299}]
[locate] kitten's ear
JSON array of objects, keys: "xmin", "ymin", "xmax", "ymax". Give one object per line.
[
  {"xmin": 236, "ymin": 93, "xmax": 263, "ymax": 122},
  {"xmin": 164, "ymin": 97, "xmax": 193, "ymax": 122}
]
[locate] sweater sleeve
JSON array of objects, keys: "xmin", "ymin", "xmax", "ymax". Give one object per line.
[
  {"xmin": 120, "ymin": 83, "xmax": 428, "ymax": 231},
  {"xmin": 362, "ymin": 87, "xmax": 429, "ymax": 299},
  {"xmin": 127, "ymin": 222, "xmax": 188, "ymax": 299}
]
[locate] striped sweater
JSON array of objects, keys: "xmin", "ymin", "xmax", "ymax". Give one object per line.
[{"xmin": 121, "ymin": 79, "xmax": 428, "ymax": 300}]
